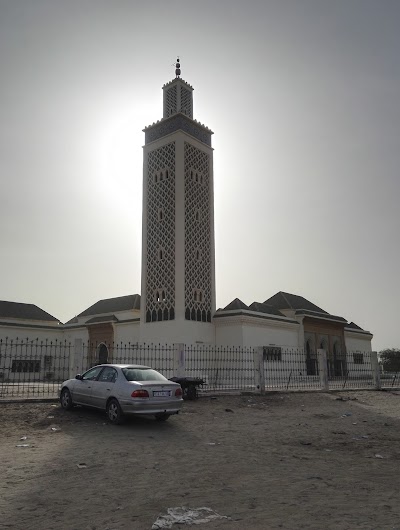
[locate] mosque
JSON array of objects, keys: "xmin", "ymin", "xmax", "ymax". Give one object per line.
[{"xmin": 0, "ymin": 61, "xmax": 373, "ymax": 366}]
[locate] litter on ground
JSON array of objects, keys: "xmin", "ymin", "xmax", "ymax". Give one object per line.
[{"xmin": 152, "ymin": 506, "xmax": 228, "ymax": 529}]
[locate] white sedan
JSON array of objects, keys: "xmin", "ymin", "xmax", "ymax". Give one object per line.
[{"xmin": 60, "ymin": 364, "xmax": 183, "ymax": 424}]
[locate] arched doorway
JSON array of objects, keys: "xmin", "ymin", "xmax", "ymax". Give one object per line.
[{"xmin": 98, "ymin": 343, "xmax": 109, "ymax": 364}]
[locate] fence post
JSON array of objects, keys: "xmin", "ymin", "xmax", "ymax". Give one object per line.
[
  {"xmin": 70, "ymin": 339, "xmax": 84, "ymax": 379},
  {"xmin": 174, "ymin": 343, "xmax": 185, "ymax": 377},
  {"xmin": 255, "ymin": 347, "xmax": 265, "ymax": 395},
  {"xmin": 370, "ymin": 351, "xmax": 381, "ymax": 390},
  {"xmin": 317, "ymin": 349, "xmax": 329, "ymax": 391}
]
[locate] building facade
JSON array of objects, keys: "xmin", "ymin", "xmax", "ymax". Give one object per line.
[{"xmin": 0, "ymin": 63, "xmax": 373, "ymax": 369}]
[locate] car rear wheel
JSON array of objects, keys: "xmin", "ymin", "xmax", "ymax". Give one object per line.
[
  {"xmin": 107, "ymin": 398, "xmax": 124, "ymax": 425},
  {"xmin": 60, "ymin": 388, "xmax": 73, "ymax": 410},
  {"xmin": 155, "ymin": 413, "xmax": 170, "ymax": 422}
]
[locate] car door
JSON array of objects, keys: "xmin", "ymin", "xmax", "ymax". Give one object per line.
[
  {"xmin": 91, "ymin": 366, "xmax": 118, "ymax": 409},
  {"xmin": 72, "ymin": 366, "xmax": 104, "ymax": 406}
]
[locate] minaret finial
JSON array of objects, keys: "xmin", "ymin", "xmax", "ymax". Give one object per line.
[{"xmin": 175, "ymin": 57, "xmax": 181, "ymax": 78}]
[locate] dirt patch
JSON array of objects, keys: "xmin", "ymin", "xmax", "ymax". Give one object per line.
[{"xmin": 1, "ymin": 391, "xmax": 400, "ymax": 529}]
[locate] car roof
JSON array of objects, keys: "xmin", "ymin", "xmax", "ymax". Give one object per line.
[{"xmin": 94, "ymin": 363, "xmax": 152, "ymax": 370}]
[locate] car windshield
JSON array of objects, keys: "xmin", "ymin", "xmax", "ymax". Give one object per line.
[{"xmin": 122, "ymin": 368, "xmax": 168, "ymax": 382}]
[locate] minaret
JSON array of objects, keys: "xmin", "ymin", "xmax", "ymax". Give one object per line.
[{"xmin": 140, "ymin": 59, "xmax": 216, "ymax": 344}]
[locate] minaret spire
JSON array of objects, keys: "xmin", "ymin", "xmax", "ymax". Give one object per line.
[{"xmin": 175, "ymin": 57, "xmax": 181, "ymax": 78}]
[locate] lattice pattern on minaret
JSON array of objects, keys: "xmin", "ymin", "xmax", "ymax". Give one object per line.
[
  {"xmin": 180, "ymin": 86, "xmax": 193, "ymax": 118},
  {"xmin": 165, "ymin": 85, "xmax": 177, "ymax": 117},
  {"xmin": 184, "ymin": 143, "xmax": 212, "ymax": 322},
  {"xmin": 145, "ymin": 142, "xmax": 176, "ymax": 322}
]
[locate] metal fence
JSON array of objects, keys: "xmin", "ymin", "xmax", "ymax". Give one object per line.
[
  {"xmin": 0, "ymin": 337, "xmax": 387, "ymax": 401},
  {"xmin": 0, "ymin": 338, "xmax": 71, "ymax": 400}
]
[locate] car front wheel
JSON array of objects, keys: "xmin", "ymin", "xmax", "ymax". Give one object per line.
[
  {"xmin": 106, "ymin": 399, "xmax": 124, "ymax": 425},
  {"xmin": 60, "ymin": 388, "xmax": 73, "ymax": 410}
]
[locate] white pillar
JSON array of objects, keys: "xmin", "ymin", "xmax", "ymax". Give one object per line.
[
  {"xmin": 317, "ymin": 349, "xmax": 329, "ymax": 391},
  {"xmin": 370, "ymin": 351, "xmax": 381, "ymax": 390},
  {"xmin": 174, "ymin": 343, "xmax": 185, "ymax": 377},
  {"xmin": 255, "ymin": 347, "xmax": 265, "ymax": 395},
  {"xmin": 71, "ymin": 339, "xmax": 84, "ymax": 379}
]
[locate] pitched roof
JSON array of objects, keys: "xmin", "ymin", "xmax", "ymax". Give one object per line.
[
  {"xmin": 248, "ymin": 302, "xmax": 285, "ymax": 317},
  {"xmin": 77, "ymin": 294, "xmax": 141, "ymax": 317},
  {"xmin": 0, "ymin": 301, "xmax": 59, "ymax": 322},
  {"xmin": 221, "ymin": 298, "xmax": 249, "ymax": 311},
  {"xmin": 346, "ymin": 322, "xmax": 364, "ymax": 331},
  {"xmin": 264, "ymin": 292, "xmax": 328, "ymax": 314}
]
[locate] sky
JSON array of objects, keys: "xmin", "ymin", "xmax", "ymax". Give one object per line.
[{"xmin": 0, "ymin": 0, "xmax": 399, "ymax": 351}]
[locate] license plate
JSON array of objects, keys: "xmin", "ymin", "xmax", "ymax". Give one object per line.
[{"xmin": 153, "ymin": 390, "xmax": 170, "ymax": 397}]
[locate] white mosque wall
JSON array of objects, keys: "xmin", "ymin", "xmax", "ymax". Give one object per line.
[
  {"xmin": 214, "ymin": 321, "xmax": 244, "ymax": 345},
  {"xmin": 0, "ymin": 324, "xmax": 64, "ymax": 343},
  {"xmin": 344, "ymin": 330, "xmax": 373, "ymax": 353},
  {"xmin": 214, "ymin": 317, "xmax": 299, "ymax": 348},
  {"xmin": 114, "ymin": 321, "xmax": 141, "ymax": 345},
  {"xmin": 140, "ymin": 320, "xmax": 215, "ymax": 345}
]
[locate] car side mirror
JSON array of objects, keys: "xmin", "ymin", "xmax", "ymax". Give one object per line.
[{"xmin": 75, "ymin": 374, "xmax": 83, "ymax": 380}]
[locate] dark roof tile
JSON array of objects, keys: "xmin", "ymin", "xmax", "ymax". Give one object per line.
[
  {"xmin": 0, "ymin": 301, "xmax": 59, "ymax": 322},
  {"xmin": 77, "ymin": 294, "xmax": 141, "ymax": 317},
  {"xmin": 264, "ymin": 292, "xmax": 328, "ymax": 314},
  {"xmin": 222, "ymin": 298, "xmax": 249, "ymax": 311},
  {"xmin": 346, "ymin": 322, "xmax": 364, "ymax": 330},
  {"xmin": 248, "ymin": 302, "xmax": 285, "ymax": 317}
]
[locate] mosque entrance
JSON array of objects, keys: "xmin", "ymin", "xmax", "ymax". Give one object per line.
[{"xmin": 98, "ymin": 343, "xmax": 109, "ymax": 364}]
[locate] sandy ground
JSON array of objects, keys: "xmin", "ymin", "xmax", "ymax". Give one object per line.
[{"xmin": 1, "ymin": 390, "xmax": 400, "ymax": 530}]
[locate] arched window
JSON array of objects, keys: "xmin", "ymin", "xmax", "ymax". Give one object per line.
[
  {"xmin": 199, "ymin": 291, "xmax": 203, "ymax": 302},
  {"xmin": 165, "ymin": 169, "xmax": 169, "ymax": 178},
  {"xmin": 160, "ymin": 171, "xmax": 163, "ymax": 181},
  {"xmin": 194, "ymin": 291, "xmax": 197, "ymax": 301}
]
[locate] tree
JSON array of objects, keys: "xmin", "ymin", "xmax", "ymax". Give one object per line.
[{"xmin": 379, "ymin": 349, "xmax": 400, "ymax": 373}]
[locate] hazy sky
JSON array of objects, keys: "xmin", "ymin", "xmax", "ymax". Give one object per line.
[{"xmin": 1, "ymin": 0, "xmax": 399, "ymax": 351}]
